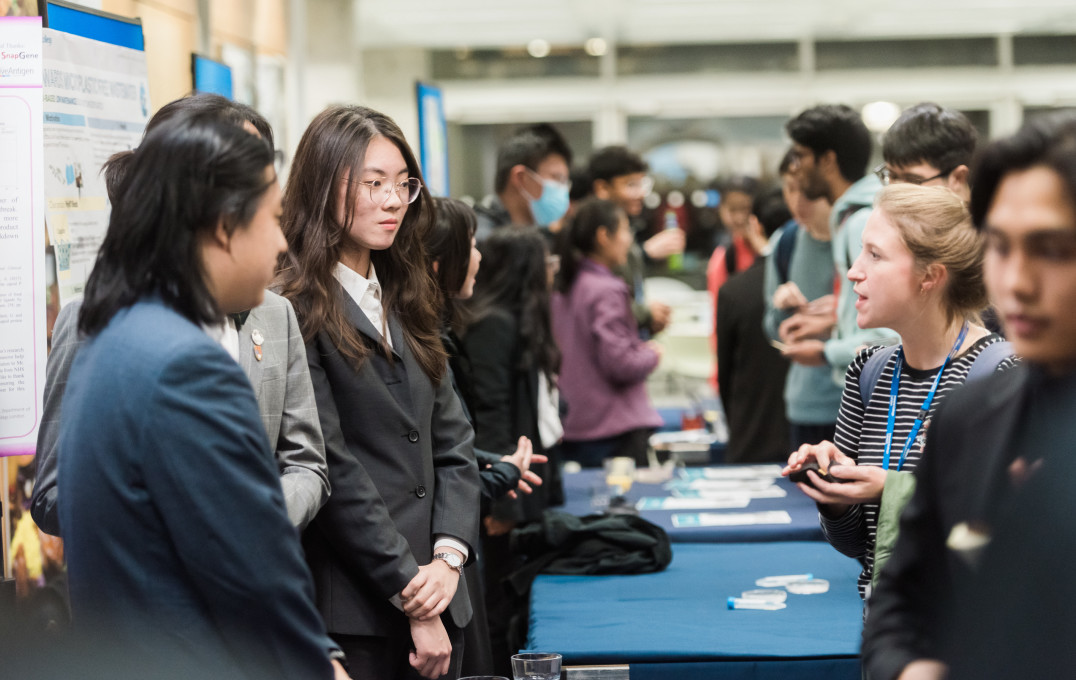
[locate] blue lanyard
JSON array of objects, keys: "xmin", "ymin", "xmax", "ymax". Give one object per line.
[{"xmin": 881, "ymin": 322, "xmax": 969, "ymax": 471}]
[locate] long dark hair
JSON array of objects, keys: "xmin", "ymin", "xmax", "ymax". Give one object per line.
[
  {"xmin": 554, "ymin": 197, "xmax": 625, "ymax": 294},
  {"xmin": 79, "ymin": 112, "xmax": 275, "ymax": 336},
  {"xmin": 103, "ymin": 93, "xmax": 273, "ymax": 205},
  {"xmin": 427, "ymin": 197, "xmax": 477, "ymax": 331},
  {"xmin": 276, "ymin": 105, "xmax": 446, "ymax": 383},
  {"xmin": 463, "ymin": 228, "xmax": 560, "ymax": 381}
]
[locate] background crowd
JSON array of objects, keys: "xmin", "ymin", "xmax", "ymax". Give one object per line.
[{"xmin": 6, "ymin": 88, "xmax": 1076, "ymax": 680}]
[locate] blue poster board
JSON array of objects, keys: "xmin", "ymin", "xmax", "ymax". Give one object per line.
[
  {"xmin": 415, "ymin": 81, "xmax": 449, "ymax": 197},
  {"xmin": 40, "ymin": 0, "xmax": 144, "ymax": 51},
  {"xmin": 191, "ymin": 54, "xmax": 234, "ymax": 99}
]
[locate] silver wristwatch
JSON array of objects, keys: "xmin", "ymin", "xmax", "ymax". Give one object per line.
[{"xmin": 433, "ymin": 552, "xmax": 464, "ymax": 576}]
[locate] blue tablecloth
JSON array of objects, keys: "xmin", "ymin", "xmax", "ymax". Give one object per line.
[
  {"xmin": 528, "ymin": 542, "xmax": 863, "ymax": 679},
  {"xmin": 556, "ymin": 468, "xmax": 824, "ymax": 543}
]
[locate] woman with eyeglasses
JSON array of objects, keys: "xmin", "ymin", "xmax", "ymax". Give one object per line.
[{"xmin": 276, "ymin": 105, "xmax": 480, "ymax": 680}]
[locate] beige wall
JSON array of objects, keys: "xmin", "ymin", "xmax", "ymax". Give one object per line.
[
  {"xmin": 211, "ymin": 0, "xmax": 286, "ymax": 55},
  {"xmin": 102, "ymin": 0, "xmax": 197, "ymax": 111},
  {"xmin": 99, "ymin": 0, "xmax": 287, "ymax": 114}
]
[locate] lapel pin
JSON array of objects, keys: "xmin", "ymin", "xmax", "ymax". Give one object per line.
[{"xmin": 251, "ymin": 329, "xmax": 264, "ymax": 362}]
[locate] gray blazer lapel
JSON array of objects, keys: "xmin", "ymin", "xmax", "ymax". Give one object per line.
[
  {"xmin": 342, "ymin": 290, "xmax": 402, "ymax": 360},
  {"xmin": 390, "ymin": 315, "xmax": 421, "ymax": 415},
  {"xmin": 387, "ymin": 315, "xmax": 406, "ymax": 363},
  {"xmin": 342, "ymin": 292, "xmax": 413, "ymax": 412}
]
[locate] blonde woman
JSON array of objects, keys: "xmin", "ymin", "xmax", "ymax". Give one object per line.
[{"xmin": 783, "ymin": 184, "xmax": 1016, "ymax": 599}]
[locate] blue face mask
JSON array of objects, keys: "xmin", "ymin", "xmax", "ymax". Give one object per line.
[{"xmin": 524, "ymin": 174, "xmax": 570, "ymax": 227}]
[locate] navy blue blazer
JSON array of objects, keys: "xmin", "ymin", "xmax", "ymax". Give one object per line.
[{"xmin": 57, "ymin": 298, "xmax": 333, "ymax": 680}]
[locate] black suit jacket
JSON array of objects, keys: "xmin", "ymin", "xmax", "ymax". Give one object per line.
[
  {"xmin": 716, "ymin": 258, "xmax": 790, "ymax": 463},
  {"xmin": 301, "ymin": 288, "xmax": 480, "ymax": 636},
  {"xmin": 862, "ymin": 365, "xmax": 1032, "ymax": 680},
  {"xmin": 461, "ymin": 308, "xmax": 561, "ymax": 523}
]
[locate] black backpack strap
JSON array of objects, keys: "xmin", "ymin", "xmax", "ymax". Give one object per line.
[
  {"xmin": 774, "ymin": 223, "xmax": 799, "ymax": 284},
  {"xmin": 859, "ymin": 345, "xmax": 900, "ymax": 408},
  {"xmin": 966, "ymin": 340, "xmax": 1014, "ymax": 383}
]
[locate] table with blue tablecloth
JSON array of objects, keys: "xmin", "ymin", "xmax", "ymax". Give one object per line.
[
  {"xmin": 557, "ymin": 466, "xmax": 824, "ymax": 543},
  {"xmin": 527, "ymin": 541, "xmax": 863, "ymax": 680}
]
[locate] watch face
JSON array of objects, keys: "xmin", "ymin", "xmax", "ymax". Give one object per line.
[{"xmin": 438, "ymin": 553, "xmax": 462, "ymax": 567}]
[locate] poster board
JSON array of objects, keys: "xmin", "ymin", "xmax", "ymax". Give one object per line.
[
  {"xmin": 0, "ymin": 18, "xmax": 45, "ymax": 461},
  {"xmin": 41, "ymin": 15, "xmax": 148, "ymax": 308},
  {"xmin": 191, "ymin": 53, "xmax": 233, "ymax": 98},
  {"xmin": 416, "ymin": 81, "xmax": 448, "ymax": 197},
  {"xmin": 0, "ymin": 12, "xmax": 45, "ymax": 589}
]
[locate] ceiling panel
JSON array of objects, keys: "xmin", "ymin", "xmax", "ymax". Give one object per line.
[{"xmin": 356, "ymin": 0, "xmax": 1076, "ymax": 49}]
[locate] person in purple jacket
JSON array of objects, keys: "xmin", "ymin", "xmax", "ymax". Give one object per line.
[{"xmin": 552, "ymin": 197, "xmax": 664, "ymax": 467}]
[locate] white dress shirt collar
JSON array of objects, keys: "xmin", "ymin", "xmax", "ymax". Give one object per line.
[
  {"xmin": 333, "ymin": 261, "xmax": 393, "ymax": 348},
  {"xmin": 202, "ymin": 319, "xmax": 240, "ymax": 362}
]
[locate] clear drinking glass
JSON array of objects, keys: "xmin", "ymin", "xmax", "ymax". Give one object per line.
[
  {"xmin": 603, "ymin": 456, "xmax": 635, "ymax": 494},
  {"xmin": 511, "ymin": 652, "xmax": 562, "ymax": 680}
]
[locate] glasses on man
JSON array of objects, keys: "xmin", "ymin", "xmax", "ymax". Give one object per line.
[
  {"xmin": 623, "ymin": 176, "xmax": 654, "ymax": 198},
  {"xmin": 350, "ymin": 177, "xmax": 424, "ymax": 205},
  {"xmin": 873, "ymin": 164, "xmax": 950, "ymax": 186},
  {"xmin": 787, "ymin": 147, "xmax": 813, "ymax": 172},
  {"xmin": 526, "ymin": 167, "xmax": 572, "ymax": 192}
]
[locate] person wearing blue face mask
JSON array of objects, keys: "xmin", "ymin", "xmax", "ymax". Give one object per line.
[
  {"xmin": 523, "ymin": 167, "xmax": 571, "ymax": 227},
  {"xmin": 474, "ymin": 123, "xmax": 573, "ymax": 240}
]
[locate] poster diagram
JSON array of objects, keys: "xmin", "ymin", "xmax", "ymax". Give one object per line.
[{"xmin": 41, "ymin": 27, "xmax": 148, "ymax": 306}]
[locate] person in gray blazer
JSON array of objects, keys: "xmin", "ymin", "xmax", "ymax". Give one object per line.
[
  {"xmin": 55, "ymin": 108, "xmax": 343, "ymax": 679},
  {"xmin": 278, "ymin": 105, "xmax": 481, "ymax": 680},
  {"xmin": 33, "ymin": 290, "xmax": 329, "ymax": 534},
  {"xmin": 31, "ymin": 94, "xmax": 329, "ymax": 536}
]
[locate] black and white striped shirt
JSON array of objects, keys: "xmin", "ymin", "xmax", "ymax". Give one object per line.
[{"xmin": 820, "ymin": 334, "xmax": 1018, "ymax": 599}]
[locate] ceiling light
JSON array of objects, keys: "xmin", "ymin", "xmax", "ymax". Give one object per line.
[
  {"xmin": 528, "ymin": 39, "xmax": 551, "ymax": 58},
  {"xmin": 585, "ymin": 37, "xmax": 607, "ymax": 57},
  {"xmin": 861, "ymin": 101, "xmax": 902, "ymax": 133}
]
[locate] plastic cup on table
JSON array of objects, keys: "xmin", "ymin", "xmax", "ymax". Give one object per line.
[
  {"xmin": 511, "ymin": 652, "xmax": 562, "ymax": 680},
  {"xmin": 603, "ymin": 456, "xmax": 635, "ymax": 494}
]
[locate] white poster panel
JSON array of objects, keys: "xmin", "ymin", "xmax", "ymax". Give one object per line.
[
  {"xmin": 222, "ymin": 42, "xmax": 254, "ymax": 105},
  {"xmin": 41, "ymin": 27, "xmax": 148, "ymax": 306},
  {"xmin": 0, "ymin": 16, "xmax": 45, "ymax": 457}
]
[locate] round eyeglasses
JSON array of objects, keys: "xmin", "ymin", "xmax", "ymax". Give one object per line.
[
  {"xmin": 350, "ymin": 177, "xmax": 424, "ymax": 205},
  {"xmin": 873, "ymin": 163, "xmax": 950, "ymax": 186}
]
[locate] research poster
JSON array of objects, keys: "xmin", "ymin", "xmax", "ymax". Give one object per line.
[
  {"xmin": 0, "ymin": 17, "xmax": 45, "ymax": 458},
  {"xmin": 41, "ymin": 27, "xmax": 148, "ymax": 306}
]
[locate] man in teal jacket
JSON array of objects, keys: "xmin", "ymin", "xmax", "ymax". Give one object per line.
[{"xmin": 780, "ymin": 104, "xmax": 895, "ymax": 385}]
